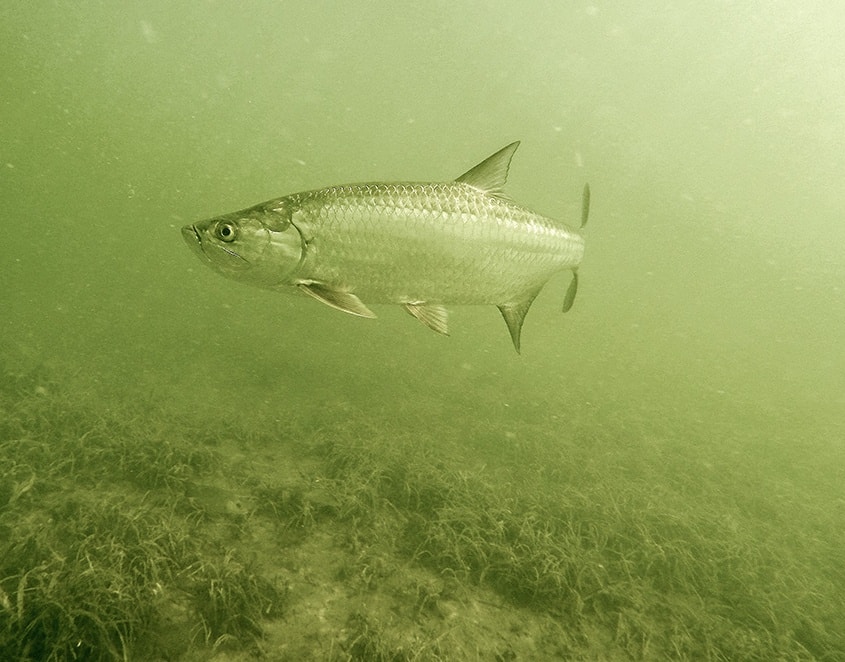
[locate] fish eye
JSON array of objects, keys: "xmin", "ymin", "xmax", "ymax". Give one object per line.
[{"xmin": 216, "ymin": 222, "xmax": 237, "ymax": 243}]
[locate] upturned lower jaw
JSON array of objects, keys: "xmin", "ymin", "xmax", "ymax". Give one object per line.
[{"xmin": 181, "ymin": 225, "xmax": 208, "ymax": 261}]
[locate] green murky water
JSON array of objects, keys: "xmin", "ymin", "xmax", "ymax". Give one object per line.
[{"xmin": 2, "ymin": 3, "xmax": 843, "ymax": 659}]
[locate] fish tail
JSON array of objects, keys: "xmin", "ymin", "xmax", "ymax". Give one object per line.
[
  {"xmin": 580, "ymin": 183, "xmax": 590, "ymax": 229},
  {"xmin": 562, "ymin": 183, "xmax": 589, "ymax": 312}
]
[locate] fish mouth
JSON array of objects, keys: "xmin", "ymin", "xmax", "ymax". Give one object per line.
[
  {"xmin": 181, "ymin": 224, "xmax": 201, "ymax": 245},
  {"xmin": 181, "ymin": 225, "xmax": 209, "ymax": 261}
]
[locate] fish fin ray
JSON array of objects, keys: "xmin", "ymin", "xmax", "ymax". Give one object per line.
[
  {"xmin": 562, "ymin": 271, "xmax": 579, "ymax": 312},
  {"xmin": 298, "ymin": 282, "xmax": 376, "ymax": 318},
  {"xmin": 580, "ymin": 183, "xmax": 590, "ymax": 229},
  {"xmin": 497, "ymin": 285, "xmax": 542, "ymax": 353},
  {"xmin": 455, "ymin": 141, "xmax": 520, "ymax": 197},
  {"xmin": 403, "ymin": 302, "xmax": 449, "ymax": 335}
]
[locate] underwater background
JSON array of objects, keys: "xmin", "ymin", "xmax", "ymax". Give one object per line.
[{"xmin": 2, "ymin": 2, "xmax": 844, "ymax": 660}]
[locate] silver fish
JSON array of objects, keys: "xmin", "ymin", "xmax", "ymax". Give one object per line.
[{"xmin": 182, "ymin": 142, "xmax": 589, "ymax": 352}]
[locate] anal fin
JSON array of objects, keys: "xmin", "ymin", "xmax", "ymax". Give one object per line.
[
  {"xmin": 298, "ymin": 282, "xmax": 376, "ymax": 318},
  {"xmin": 497, "ymin": 286, "xmax": 542, "ymax": 353},
  {"xmin": 403, "ymin": 302, "xmax": 449, "ymax": 335}
]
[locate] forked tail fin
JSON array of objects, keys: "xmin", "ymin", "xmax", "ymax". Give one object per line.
[
  {"xmin": 500, "ymin": 182, "xmax": 590, "ymax": 351},
  {"xmin": 562, "ymin": 183, "xmax": 590, "ymax": 313},
  {"xmin": 562, "ymin": 271, "xmax": 579, "ymax": 313},
  {"xmin": 580, "ymin": 183, "xmax": 590, "ymax": 229}
]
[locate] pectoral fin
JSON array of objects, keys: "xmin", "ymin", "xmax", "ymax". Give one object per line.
[
  {"xmin": 498, "ymin": 286, "xmax": 542, "ymax": 353},
  {"xmin": 403, "ymin": 302, "xmax": 449, "ymax": 335},
  {"xmin": 298, "ymin": 282, "xmax": 376, "ymax": 318}
]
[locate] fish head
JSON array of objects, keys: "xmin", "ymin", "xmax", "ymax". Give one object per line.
[{"xmin": 182, "ymin": 201, "xmax": 303, "ymax": 288}]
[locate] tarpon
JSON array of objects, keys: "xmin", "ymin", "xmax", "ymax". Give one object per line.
[{"xmin": 182, "ymin": 142, "xmax": 589, "ymax": 352}]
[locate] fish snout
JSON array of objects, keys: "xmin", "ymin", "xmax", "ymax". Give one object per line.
[
  {"xmin": 181, "ymin": 224, "xmax": 201, "ymax": 245},
  {"xmin": 181, "ymin": 224, "xmax": 209, "ymax": 262}
]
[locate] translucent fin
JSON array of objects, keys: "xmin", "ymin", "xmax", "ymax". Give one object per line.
[
  {"xmin": 580, "ymin": 183, "xmax": 590, "ymax": 229},
  {"xmin": 403, "ymin": 302, "xmax": 449, "ymax": 335},
  {"xmin": 562, "ymin": 271, "xmax": 579, "ymax": 312},
  {"xmin": 455, "ymin": 141, "xmax": 520, "ymax": 197},
  {"xmin": 298, "ymin": 282, "xmax": 376, "ymax": 318},
  {"xmin": 497, "ymin": 286, "xmax": 542, "ymax": 354}
]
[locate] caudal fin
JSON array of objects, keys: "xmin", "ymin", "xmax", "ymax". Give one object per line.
[
  {"xmin": 562, "ymin": 271, "xmax": 578, "ymax": 312},
  {"xmin": 580, "ymin": 183, "xmax": 590, "ymax": 228},
  {"xmin": 562, "ymin": 184, "xmax": 589, "ymax": 312}
]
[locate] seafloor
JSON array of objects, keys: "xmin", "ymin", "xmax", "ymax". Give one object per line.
[{"xmin": 1, "ymin": 360, "xmax": 843, "ymax": 661}]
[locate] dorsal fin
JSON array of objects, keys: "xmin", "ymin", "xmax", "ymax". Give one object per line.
[{"xmin": 455, "ymin": 141, "xmax": 520, "ymax": 197}]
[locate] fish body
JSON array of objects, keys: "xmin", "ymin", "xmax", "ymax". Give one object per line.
[{"xmin": 182, "ymin": 142, "xmax": 589, "ymax": 351}]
